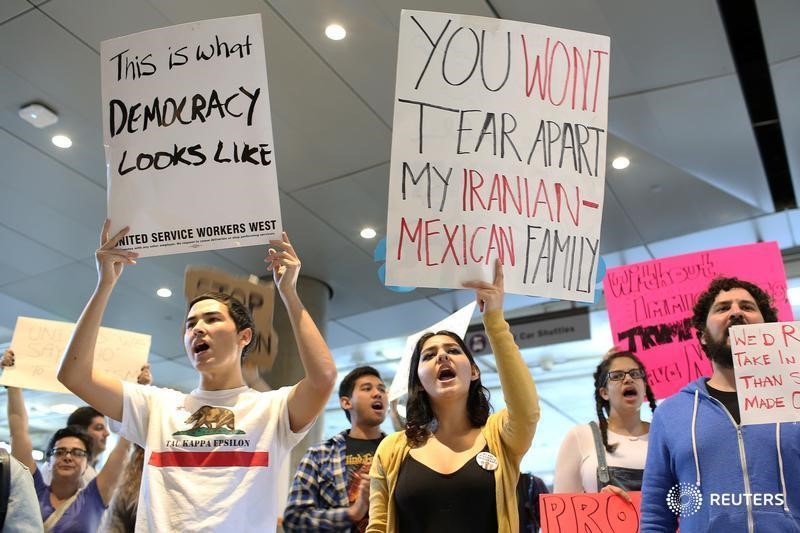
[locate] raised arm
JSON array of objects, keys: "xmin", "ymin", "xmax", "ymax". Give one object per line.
[
  {"xmin": 94, "ymin": 435, "xmax": 131, "ymax": 505},
  {"xmin": 463, "ymin": 260, "xmax": 540, "ymax": 456},
  {"xmin": 266, "ymin": 232, "xmax": 336, "ymax": 432},
  {"xmin": 6, "ymin": 386, "xmax": 35, "ymax": 472},
  {"xmin": 57, "ymin": 220, "xmax": 139, "ymax": 421}
]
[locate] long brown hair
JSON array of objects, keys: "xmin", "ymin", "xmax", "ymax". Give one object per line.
[
  {"xmin": 404, "ymin": 331, "xmax": 491, "ymax": 446},
  {"xmin": 103, "ymin": 445, "xmax": 145, "ymax": 532}
]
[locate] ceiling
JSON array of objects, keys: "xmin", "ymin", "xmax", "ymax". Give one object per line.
[{"xmin": 1, "ymin": 0, "xmax": 799, "ymax": 481}]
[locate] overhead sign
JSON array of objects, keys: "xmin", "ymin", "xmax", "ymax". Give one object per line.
[
  {"xmin": 184, "ymin": 267, "xmax": 277, "ymax": 370},
  {"xmin": 730, "ymin": 321, "xmax": 800, "ymax": 425},
  {"xmin": 101, "ymin": 14, "xmax": 281, "ymax": 257},
  {"xmin": 465, "ymin": 307, "xmax": 589, "ymax": 356},
  {"xmin": 388, "ymin": 301, "xmax": 477, "ymax": 401},
  {"xmin": 385, "ymin": 10, "xmax": 610, "ymax": 302},
  {"xmin": 0, "ymin": 317, "xmax": 150, "ymax": 394},
  {"xmin": 603, "ymin": 242, "xmax": 792, "ymax": 399},
  {"xmin": 540, "ymin": 492, "xmax": 641, "ymax": 533}
]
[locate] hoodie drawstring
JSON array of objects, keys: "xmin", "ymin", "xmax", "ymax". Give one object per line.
[
  {"xmin": 776, "ymin": 423, "xmax": 790, "ymax": 513},
  {"xmin": 691, "ymin": 390, "xmax": 701, "ymax": 487}
]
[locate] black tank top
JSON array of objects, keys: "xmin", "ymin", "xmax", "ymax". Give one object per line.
[{"xmin": 394, "ymin": 445, "xmax": 498, "ymax": 532}]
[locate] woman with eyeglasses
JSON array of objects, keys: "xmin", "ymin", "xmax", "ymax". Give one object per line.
[
  {"xmin": 6, "ymin": 385, "xmax": 129, "ymax": 532},
  {"xmin": 554, "ymin": 350, "xmax": 657, "ymax": 498}
]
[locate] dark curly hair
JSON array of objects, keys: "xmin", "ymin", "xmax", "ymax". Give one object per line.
[
  {"xmin": 691, "ymin": 277, "xmax": 778, "ymax": 347},
  {"xmin": 593, "ymin": 351, "xmax": 657, "ymax": 454},
  {"xmin": 404, "ymin": 330, "xmax": 491, "ymax": 446},
  {"xmin": 46, "ymin": 425, "xmax": 94, "ymax": 461},
  {"xmin": 187, "ymin": 292, "xmax": 256, "ymax": 359}
]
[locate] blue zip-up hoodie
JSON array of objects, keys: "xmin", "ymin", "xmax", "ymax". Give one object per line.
[{"xmin": 641, "ymin": 377, "xmax": 800, "ymax": 532}]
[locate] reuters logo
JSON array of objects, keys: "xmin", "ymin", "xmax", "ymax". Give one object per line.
[{"xmin": 666, "ymin": 482, "xmax": 703, "ymax": 517}]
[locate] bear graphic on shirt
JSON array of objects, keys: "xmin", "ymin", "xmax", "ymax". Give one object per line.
[{"xmin": 173, "ymin": 405, "xmax": 245, "ymax": 436}]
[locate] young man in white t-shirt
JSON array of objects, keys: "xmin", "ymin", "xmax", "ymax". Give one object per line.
[{"xmin": 56, "ymin": 222, "xmax": 337, "ymax": 532}]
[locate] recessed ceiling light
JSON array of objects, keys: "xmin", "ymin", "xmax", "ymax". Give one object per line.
[
  {"xmin": 19, "ymin": 103, "xmax": 58, "ymax": 128},
  {"xmin": 51, "ymin": 403, "xmax": 78, "ymax": 415},
  {"xmin": 51, "ymin": 134, "xmax": 72, "ymax": 149},
  {"xmin": 325, "ymin": 24, "xmax": 346, "ymax": 41},
  {"xmin": 611, "ymin": 156, "xmax": 630, "ymax": 170},
  {"xmin": 157, "ymin": 288, "xmax": 173, "ymax": 298},
  {"xmin": 360, "ymin": 227, "xmax": 377, "ymax": 239}
]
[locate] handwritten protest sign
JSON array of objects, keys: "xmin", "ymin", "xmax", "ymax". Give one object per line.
[
  {"xmin": 184, "ymin": 267, "xmax": 277, "ymax": 370},
  {"xmin": 101, "ymin": 14, "xmax": 281, "ymax": 257},
  {"xmin": 0, "ymin": 317, "xmax": 150, "ymax": 394},
  {"xmin": 540, "ymin": 492, "xmax": 641, "ymax": 533},
  {"xmin": 385, "ymin": 11, "xmax": 610, "ymax": 302},
  {"xmin": 604, "ymin": 242, "xmax": 792, "ymax": 399},
  {"xmin": 731, "ymin": 321, "xmax": 800, "ymax": 425},
  {"xmin": 388, "ymin": 301, "xmax": 476, "ymax": 401}
]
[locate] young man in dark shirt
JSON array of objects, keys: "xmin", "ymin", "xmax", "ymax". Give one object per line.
[{"xmin": 284, "ymin": 366, "xmax": 387, "ymax": 532}]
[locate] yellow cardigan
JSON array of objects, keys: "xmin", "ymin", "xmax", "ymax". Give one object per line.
[{"xmin": 367, "ymin": 309, "xmax": 541, "ymax": 533}]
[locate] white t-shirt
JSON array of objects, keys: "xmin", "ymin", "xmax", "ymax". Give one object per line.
[
  {"xmin": 553, "ymin": 423, "xmax": 649, "ymax": 493},
  {"xmin": 118, "ymin": 381, "xmax": 309, "ymax": 532}
]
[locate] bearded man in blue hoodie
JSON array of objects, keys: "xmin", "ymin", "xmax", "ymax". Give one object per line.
[{"xmin": 640, "ymin": 277, "xmax": 800, "ymax": 533}]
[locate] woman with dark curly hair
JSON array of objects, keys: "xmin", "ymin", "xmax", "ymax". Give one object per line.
[
  {"xmin": 368, "ymin": 260, "xmax": 540, "ymax": 533},
  {"xmin": 554, "ymin": 350, "xmax": 656, "ymax": 498}
]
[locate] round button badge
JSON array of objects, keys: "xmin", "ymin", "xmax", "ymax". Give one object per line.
[{"xmin": 476, "ymin": 451, "xmax": 498, "ymax": 471}]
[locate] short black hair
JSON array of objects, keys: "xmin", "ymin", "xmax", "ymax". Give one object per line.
[
  {"xmin": 46, "ymin": 425, "xmax": 94, "ymax": 460},
  {"xmin": 339, "ymin": 366, "xmax": 383, "ymax": 422},
  {"xmin": 187, "ymin": 292, "xmax": 256, "ymax": 358},
  {"xmin": 66, "ymin": 406, "xmax": 104, "ymax": 429},
  {"xmin": 692, "ymin": 277, "xmax": 778, "ymax": 341}
]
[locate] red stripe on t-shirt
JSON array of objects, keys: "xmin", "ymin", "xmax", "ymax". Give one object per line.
[{"xmin": 148, "ymin": 451, "xmax": 269, "ymax": 468}]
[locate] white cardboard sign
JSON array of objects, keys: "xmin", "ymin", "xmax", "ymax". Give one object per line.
[
  {"xmin": 730, "ymin": 321, "xmax": 800, "ymax": 425},
  {"xmin": 0, "ymin": 317, "xmax": 151, "ymax": 394},
  {"xmin": 101, "ymin": 14, "xmax": 281, "ymax": 257},
  {"xmin": 386, "ymin": 10, "xmax": 610, "ymax": 302}
]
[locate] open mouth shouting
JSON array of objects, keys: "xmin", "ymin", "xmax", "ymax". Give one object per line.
[
  {"xmin": 192, "ymin": 339, "xmax": 211, "ymax": 358},
  {"xmin": 621, "ymin": 385, "xmax": 639, "ymax": 401},
  {"xmin": 371, "ymin": 400, "xmax": 385, "ymax": 413},
  {"xmin": 437, "ymin": 365, "xmax": 457, "ymax": 383}
]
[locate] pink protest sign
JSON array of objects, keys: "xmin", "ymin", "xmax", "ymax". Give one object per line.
[{"xmin": 603, "ymin": 242, "xmax": 792, "ymax": 399}]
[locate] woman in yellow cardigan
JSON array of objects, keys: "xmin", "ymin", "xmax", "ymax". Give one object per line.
[{"xmin": 368, "ymin": 260, "xmax": 541, "ymax": 533}]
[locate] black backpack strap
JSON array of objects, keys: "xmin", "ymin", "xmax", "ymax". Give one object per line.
[
  {"xmin": 0, "ymin": 448, "xmax": 11, "ymax": 530},
  {"xmin": 589, "ymin": 421, "xmax": 610, "ymax": 484}
]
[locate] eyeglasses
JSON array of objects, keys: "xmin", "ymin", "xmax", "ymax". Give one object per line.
[
  {"xmin": 606, "ymin": 369, "xmax": 646, "ymax": 382},
  {"xmin": 49, "ymin": 447, "xmax": 88, "ymax": 459}
]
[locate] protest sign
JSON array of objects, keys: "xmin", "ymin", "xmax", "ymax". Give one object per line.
[
  {"xmin": 0, "ymin": 317, "xmax": 150, "ymax": 394},
  {"xmin": 101, "ymin": 14, "xmax": 281, "ymax": 257},
  {"xmin": 388, "ymin": 301, "xmax": 477, "ymax": 401},
  {"xmin": 184, "ymin": 267, "xmax": 277, "ymax": 370},
  {"xmin": 385, "ymin": 10, "xmax": 610, "ymax": 302},
  {"xmin": 540, "ymin": 492, "xmax": 641, "ymax": 533},
  {"xmin": 730, "ymin": 321, "xmax": 800, "ymax": 425},
  {"xmin": 604, "ymin": 242, "xmax": 792, "ymax": 399}
]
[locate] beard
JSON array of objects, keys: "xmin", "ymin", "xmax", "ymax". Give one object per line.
[
  {"xmin": 703, "ymin": 336, "xmax": 734, "ymax": 368},
  {"xmin": 702, "ymin": 316, "xmax": 746, "ymax": 369}
]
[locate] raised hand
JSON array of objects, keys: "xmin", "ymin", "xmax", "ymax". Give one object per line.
[
  {"xmin": 137, "ymin": 363, "xmax": 152, "ymax": 385},
  {"xmin": 1, "ymin": 348, "xmax": 14, "ymax": 368},
  {"xmin": 264, "ymin": 232, "xmax": 300, "ymax": 297},
  {"xmin": 462, "ymin": 258, "xmax": 504, "ymax": 313},
  {"xmin": 96, "ymin": 219, "xmax": 138, "ymax": 287}
]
